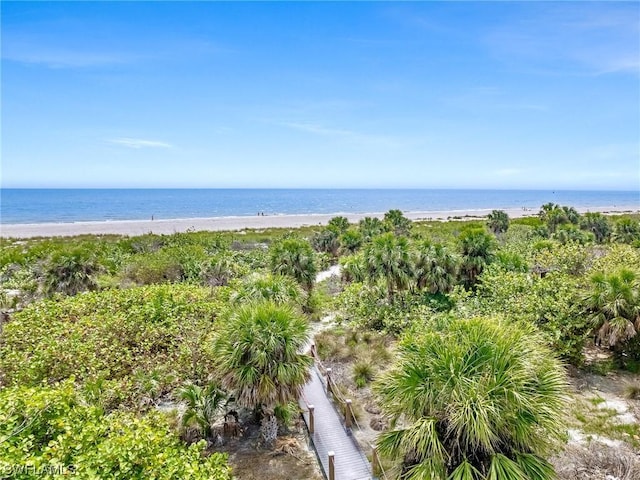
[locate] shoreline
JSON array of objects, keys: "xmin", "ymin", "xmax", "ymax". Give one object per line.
[{"xmin": 1, "ymin": 206, "xmax": 638, "ymax": 239}]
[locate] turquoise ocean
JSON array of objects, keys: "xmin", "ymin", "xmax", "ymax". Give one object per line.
[{"xmin": 1, "ymin": 189, "xmax": 638, "ymax": 224}]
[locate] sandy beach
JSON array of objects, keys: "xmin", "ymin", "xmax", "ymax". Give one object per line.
[{"xmin": 1, "ymin": 205, "xmax": 637, "ymax": 239}]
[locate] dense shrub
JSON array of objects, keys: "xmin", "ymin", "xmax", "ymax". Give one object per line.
[
  {"xmin": 0, "ymin": 381, "xmax": 231, "ymax": 479},
  {"xmin": 0, "ymin": 285, "xmax": 224, "ymax": 407}
]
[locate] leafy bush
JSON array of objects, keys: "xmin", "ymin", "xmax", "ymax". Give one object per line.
[
  {"xmin": 0, "ymin": 381, "xmax": 231, "ymax": 479},
  {"xmin": 473, "ymin": 268, "xmax": 588, "ymax": 365},
  {"xmin": 0, "ymin": 285, "xmax": 223, "ymax": 407},
  {"xmin": 337, "ymin": 282, "xmax": 452, "ymax": 334}
]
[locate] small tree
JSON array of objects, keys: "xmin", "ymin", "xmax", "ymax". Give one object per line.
[
  {"xmin": 374, "ymin": 317, "xmax": 568, "ymax": 480},
  {"xmin": 213, "ymin": 302, "xmax": 312, "ymax": 446},
  {"xmin": 311, "ymin": 229, "xmax": 340, "ymax": 257},
  {"xmin": 486, "ymin": 209, "xmax": 509, "ymax": 235}
]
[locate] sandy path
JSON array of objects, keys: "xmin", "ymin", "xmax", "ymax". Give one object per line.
[{"xmin": 1, "ymin": 206, "xmax": 637, "ymax": 239}]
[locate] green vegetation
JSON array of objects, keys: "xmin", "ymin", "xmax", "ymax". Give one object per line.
[
  {"xmin": 2, "ymin": 207, "xmax": 640, "ymax": 478},
  {"xmin": 0, "ymin": 381, "xmax": 231, "ymax": 480},
  {"xmin": 213, "ymin": 302, "xmax": 312, "ymax": 445},
  {"xmin": 584, "ymin": 269, "xmax": 640, "ymax": 366},
  {"xmin": 374, "ymin": 317, "xmax": 568, "ymax": 480}
]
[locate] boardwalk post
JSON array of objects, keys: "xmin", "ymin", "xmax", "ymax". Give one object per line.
[
  {"xmin": 326, "ymin": 367, "xmax": 332, "ymax": 394},
  {"xmin": 372, "ymin": 445, "xmax": 381, "ymax": 477},
  {"xmin": 345, "ymin": 399, "xmax": 353, "ymax": 429},
  {"xmin": 310, "ymin": 343, "xmax": 317, "ymax": 358},
  {"xmin": 308, "ymin": 404, "xmax": 315, "ymax": 434},
  {"xmin": 328, "ymin": 451, "xmax": 335, "ymax": 480}
]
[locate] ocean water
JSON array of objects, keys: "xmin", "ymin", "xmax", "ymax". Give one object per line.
[{"xmin": 1, "ymin": 189, "xmax": 638, "ymax": 224}]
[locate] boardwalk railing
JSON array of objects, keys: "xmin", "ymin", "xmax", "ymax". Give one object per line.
[{"xmin": 299, "ymin": 344, "xmax": 391, "ymax": 480}]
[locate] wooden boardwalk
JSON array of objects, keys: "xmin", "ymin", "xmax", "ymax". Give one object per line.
[{"xmin": 300, "ymin": 365, "xmax": 372, "ymax": 480}]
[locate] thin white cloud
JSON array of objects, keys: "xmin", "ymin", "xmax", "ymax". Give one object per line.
[{"xmin": 109, "ymin": 138, "xmax": 172, "ymax": 149}]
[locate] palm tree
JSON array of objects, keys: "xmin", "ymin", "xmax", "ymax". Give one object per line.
[
  {"xmin": 584, "ymin": 269, "xmax": 640, "ymax": 364},
  {"xmin": 213, "ymin": 302, "xmax": 312, "ymax": 445},
  {"xmin": 384, "ymin": 209, "xmax": 412, "ymax": 236},
  {"xmin": 340, "ymin": 253, "xmax": 367, "ymax": 283},
  {"xmin": 374, "ymin": 317, "xmax": 567, "ymax": 480},
  {"xmin": 613, "ymin": 218, "xmax": 640, "ymax": 244},
  {"xmin": 328, "ymin": 216, "xmax": 350, "ymax": 234},
  {"xmin": 230, "ymin": 273, "xmax": 302, "ymax": 306},
  {"xmin": 359, "ymin": 217, "xmax": 386, "ymax": 242},
  {"xmin": 339, "ymin": 228, "xmax": 363, "ymax": 255},
  {"xmin": 364, "ymin": 232, "xmax": 412, "ymax": 300},
  {"xmin": 179, "ymin": 382, "xmax": 227, "ymax": 439},
  {"xmin": 486, "ymin": 210, "xmax": 509, "ymax": 235},
  {"xmin": 458, "ymin": 228, "xmax": 495, "ymax": 288},
  {"xmin": 269, "ymin": 237, "xmax": 317, "ymax": 294},
  {"xmin": 580, "ymin": 212, "xmax": 611, "ymax": 243},
  {"xmin": 413, "ymin": 241, "xmax": 458, "ymax": 294},
  {"xmin": 538, "ymin": 204, "xmax": 580, "ymax": 233},
  {"xmin": 42, "ymin": 246, "xmax": 100, "ymax": 296},
  {"xmin": 311, "ymin": 228, "xmax": 340, "ymax": 257}
]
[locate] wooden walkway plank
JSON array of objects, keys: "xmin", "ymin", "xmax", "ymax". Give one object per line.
[{"xmin": 300, "ymin": 366, "xmax": 372, "ymax": 480}]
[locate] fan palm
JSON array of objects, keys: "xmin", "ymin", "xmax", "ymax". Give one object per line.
[
  {"xmin": 269, "ymin": 237, "xmax": 317, "ymax": 293},
  {"xmin": 179, "ymin": 382, "xmax": 227, "ymax": 439},
  {"xmin": 584, "ymin": 269, "xmax": 640, "ymax": 363},
  {"xmin": 613, "ymin": 218, "xmax": 640, "ymax": 244},
  {"xmin": 580, "ymin": 212, "xmax": 611, "ymax": 243},
  {"xmin": 359, "ymin": 217, "xmax": 386, "ymax": 242},
  {"xmin": 230, "ymin": 273, "xmax": 302, "ymax": 306},
  {"xmin": 486, "ymin": 210, "xmax": 509, "ymax": 235},
  {"xmin": 213, "ymin": 302, "xmax": 312, "ymax": 445},
  {"xmin": 458, "ymin": 228, "xmax": 495, "ymax": 288},
  {"xmin": 384, "ymin": 209, "xmax": 412, "ymax": 236},
  {"xmin": 42, "ymin": 247, "xmax": 100, "ymax": 296},
  {"xmin": 374, "ymin": 317, "xmax": 568, "ymax": 480},
  {"xmin": 364, "ymin": 233, "xmax": 413, "ymax": 300},
  {"xmin": 413, "ymin": 241, "xmax": 458, "ymax": 294}
]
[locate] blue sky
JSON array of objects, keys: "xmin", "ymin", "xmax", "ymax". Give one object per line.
[{"xmin": 2, "ymin": 1, "xmax": 639, "ymax": 189}]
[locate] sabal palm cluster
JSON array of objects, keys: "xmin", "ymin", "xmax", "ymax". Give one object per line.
[{"xmin": 374, "ymin": 317, "xmax": 568, "ymax": 480}]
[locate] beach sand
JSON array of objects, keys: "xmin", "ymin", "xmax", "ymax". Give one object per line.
[{"xmin": 1, "ymin": 206, "xmax": 637, "ymax": 239}]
